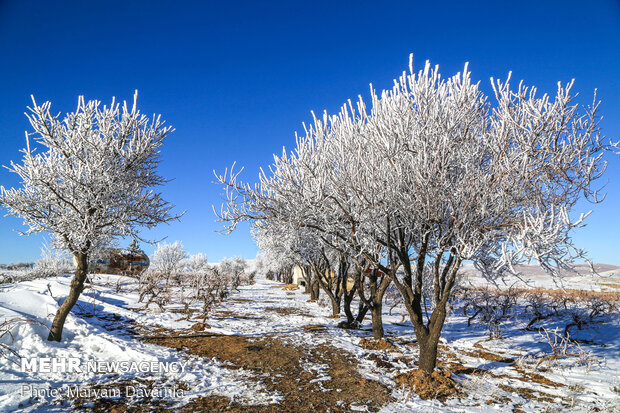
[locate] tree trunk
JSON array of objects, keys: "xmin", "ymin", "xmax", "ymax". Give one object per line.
[
  {"xmin": 48, "ymin": 252, "xmax": 88, "ymax": 342},
  {"xmin": 356, "ymin": 268, "xmax": 390, "ymax": 339},
  {"xmin": 283, "ymin": 267, "xmax": 293, "ymax": 284},
  {"xmin": 317, "ymin": 277, "xmax": 340, "ymax": 316},
  {"xmin": 343, "ymin": 288, "xmax": 355, "ymax": 324},
  {"xmin": 310, "ymin": 276, "xmax": 320, "ymax": 301},
  {"xmin": 355, "ymin": 303, "xmax": 369, "ymax": 324},
  {"xmin": 329, "ymin": 294, "xmax": 340, "ymax": 317},
  {"xmin": 370, "ymin": 301, "xmax": 384, "ymax": 339},
  {"xmin": 417, "ymin": 335, "xmax": 439, "ymax": 373},
  {"xmin": 302, "ymin": 266, "xmax": 312, "ymax": 294}
]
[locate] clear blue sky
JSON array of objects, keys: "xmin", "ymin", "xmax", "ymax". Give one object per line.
[{"xmin": 0, "ymin": 0, "xmax": 619, "ymax": 265}]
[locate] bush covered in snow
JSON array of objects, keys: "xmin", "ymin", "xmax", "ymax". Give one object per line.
[
  {"xmin": 138, "ymin": 248, "xmax": 252, "ymax": 321},
  {"xmin": 0, "ymin": 245, "xmax": 72, "ymax": 285},
  {"xmin": 31, "ymin": 245, "xmax": 73, "ymax": 279},
  {"xmin": 148, "ymin": 241, "xmax": 189, "ymax": 281}
]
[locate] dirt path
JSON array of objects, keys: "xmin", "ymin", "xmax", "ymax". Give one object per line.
[
  {"xmin": 81, "ymin": 283, "xmax": 394, "ymax": 412},
  {"xmin": 146, "ymin": 332, "xmax": 393, "ymax": 412}
]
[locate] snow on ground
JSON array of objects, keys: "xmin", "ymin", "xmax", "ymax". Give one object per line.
[
  {"xmin": 0, "ymin": 270, "xmax": 618, "ymax": 411},
  {"xmin": 206, "ymin": 277, "xmax": 620, "ymax": 412},
  {"xmin": 0, "ymin": 274, "xmax": 279, "ymax": 412}
]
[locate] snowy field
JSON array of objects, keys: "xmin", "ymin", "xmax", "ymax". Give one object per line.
[
  {"xmin": 460, "ymin": 263, "xmax": 620, "ymax": 292},
  {"xmin": 0, "ymin": 270, "xmax": 618, "ymax": 412}
]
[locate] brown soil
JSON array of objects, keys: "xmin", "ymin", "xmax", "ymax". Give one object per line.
[
  {"xmin": 359, "ymin": 337, "xmax": 397, "ymax": 352},
  {"xmin": 78, "ymin": 328, "xmax": 393, "ymax": 412},
  {"xmin": 264, "ymin": 306, "xmax": 315, "ymax": 317},
  {"xmin": 443, "ymin": 360, "xmax": 490, "ymax": 376},
  {"xmin": 301, "ymin": 324, "xmax": 327, "ymax": 332},
  {"xmin": 513, "ymin": 367, "xmax": 564, "ymax": 388},
  {"xmin": 211, "ymin": 310, "xmax": 263, "ymax": 320},
  {"xmin": 497, "ymin": 384, "xmax": 560, "ymax": 404},
  {"xmin": 462, "ymin": 348, "xmax": 515, "ymax": 364},
  {"xmin": 364, "ymin": 353, "xmax": 395, "ymax": 369},
  {"xmin": 67, "ymin": 377, "xmax": 189, "ymax": 412},
  {"xmin": 394, "ymin": 369, "xmax": 459, "ymax": 401},
  {"xmin": 138, "ymin": 332, "xmax": 394, "ymax": 412},
  {"xmin": 281, "ymin": 284, "xmax": 299, "ymax": 291},
  {"xmin": 189, "ymin": 322, "xmax": 210, "ymax": 331}
]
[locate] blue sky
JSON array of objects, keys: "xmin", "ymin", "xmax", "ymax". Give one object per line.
[{"xmin": 0, "ymin": 0, "xmax": 619, "ymax": 265}]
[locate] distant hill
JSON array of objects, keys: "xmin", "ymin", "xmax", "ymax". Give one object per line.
[{"xmin": 459, "ymin": 263, "xmax": 620, "ymax": 291}]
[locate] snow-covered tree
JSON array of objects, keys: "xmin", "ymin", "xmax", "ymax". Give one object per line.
[
  {"xmin": 128, "ymin": 239, "xmax": 143, "ymax": 254},
  {"xmin": 251, "ymin": 220, "xmax": 298, "ymax": 283},
  {"xmin": 31, "ymin": 243, "xmax": 73, "ymax": 278},
  {"xmin": 217, "ymin": 55, "xmax": 616, "ymax": 372},
  {"xmin": 0, "ymin": 92, "xmax": 178, "ymax": 341},
  {"xmin": 219, "ymin": 256, "xmax": 248, "ymax": 289},
  {"xmin": 186, "ymin": 252, "xmax": 209, "ymax": 273},
  {"xmin": 150, "ymin": 241, "xmax": 188, "ymax": 278},
  {"xmin": 219, "ymin": 256, "xmax": 247, "ymax": 276}
]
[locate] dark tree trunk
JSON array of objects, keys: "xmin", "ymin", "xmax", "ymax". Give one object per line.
[
  {"xmin": 310, "ymin": 275, "xmax": 320, "ymax": 301},
  {"xmin": 386, "ymin": 239, "xmax": 461, "ymax": 374},
  {"xmin": 343, "ymin": 280, "xmax": 358, "ymax": 325},
  {"xmin": 415, "ymin": 307, "xmax": 447, "ymax": 373},
  {"xmin": 48, "ymin": 252, "xmax": 88, "ymax": 342},
  {"xmin": 317, "ymin": 273, "xmax": 341, "ymax": 316},
  {"xmin": 370, "ymin": 300, "xmax": 384, "ymax": 339},
  {"xmin": 329, "ymin": 295, "xmax": 340, "ymax": 317},
  {"xmin": 314, "ymin": 256, "xmax": 350, "ymax": 318},
  {"xmin": 281, "ymin": 267, "xmax": 293, "ymax": 284},
  {"xmin": 417, "ymin": 335, "xmax": 439, "ymax": 373},
  {"xmin": 343, "ymin": 295, "xmax": 354, "ymax": 324},
  {"xmin": 355, "ymin": 302, "xmax": 369, "ymax": 324},
  {"xmin": 356, "ymin": 267, "xmax": 391, "ymax": 339}
]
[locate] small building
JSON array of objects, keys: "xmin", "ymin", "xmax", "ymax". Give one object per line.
[
  {"xmin": 88, "ymin": 249, "xmax": 149, "ymax": 276},
  {"xmin": 291, "ymin": 264, "xmax": 355, "ymax": 290},
  {"xmin": 292, "ymin": 265, "xmax": 306, "ymax": 286}
]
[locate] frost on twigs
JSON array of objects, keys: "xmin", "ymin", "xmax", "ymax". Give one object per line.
[
  {"xmin": 138, "ymin": 247, "xmax": 252, "ymax": 324},
  {"xmin": 0, "ymin": 91, "xmax": 179, "ymax": 254},
  {"xmin": 535, "ymin": 327, "xmax": 598, "ymax": 371},
  {"xmin": 215, "ymin": 53, "xmax": 617, "ymax": 373},
  {"xmin": 0, "ymin": 91, "xmax": 180, "ymax": 341}
]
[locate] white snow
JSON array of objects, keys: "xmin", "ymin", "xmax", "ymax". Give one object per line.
[
  {"xmin": 0, "ymin": 274, "xmax": 279, "ymax": 411},
  {"xmin": 0, "ymin": 271, "xmax": 618, "ymax": 411}
]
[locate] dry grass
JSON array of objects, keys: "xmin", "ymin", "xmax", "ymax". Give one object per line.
[
  {"xmin": 359, "ymin": 337, "xmax": 397, "ymax": 352},
  {"xmin": 497, "ymin": 383, "xmax": 559, "ymax": 404},
  {"xmin": 460, "ymin": 285, "xmax": 620, "ymax": 303},
  {"xmin": 188, "ymin": 322, "xmax": 210, "ymax": 331},
  {"xmin": 461, "ymin": 348, "xmax": 515, "ymax": 364},
  {"xmin": 211, "ymin": 310, "xmax": 263, "ymax": 320},
  {"xmin": 394, "ymin": 369, "xmax": 459, "ymax": 401},
  {"xmin": 301, "ymin": 324, "xmax": 327, "ymax": 332}
]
